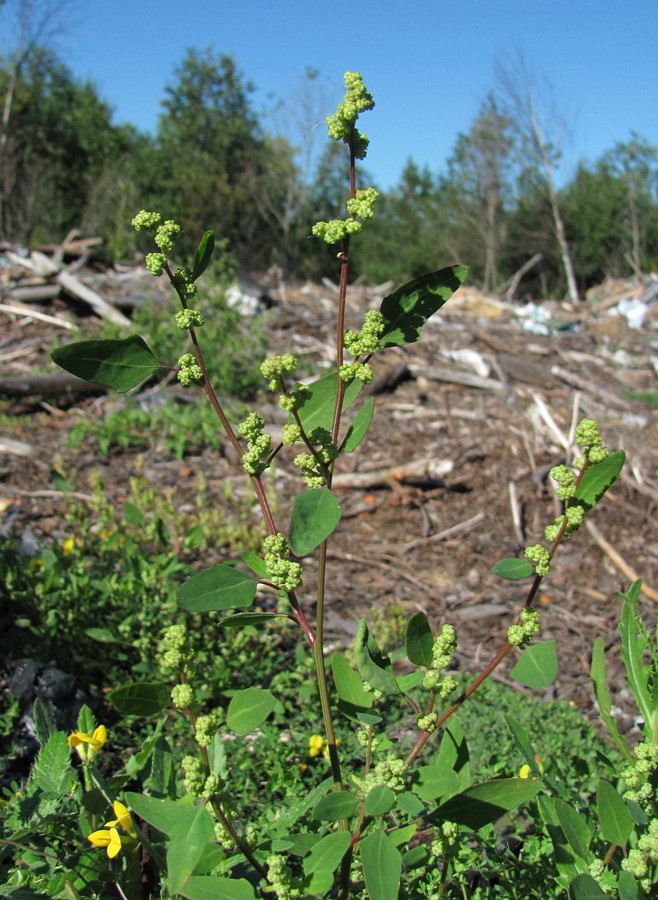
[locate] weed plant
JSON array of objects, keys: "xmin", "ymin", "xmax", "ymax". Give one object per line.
[{"xmin": 2, "ymin": 72, "xmax": 655, "ymax": 900}]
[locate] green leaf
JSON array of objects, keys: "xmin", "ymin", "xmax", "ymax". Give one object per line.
[
  {"xmin": 435, "ymin": 718, "xmax": 470, "ymax": 789},
  {"xmin": 108, "ymin": 681, "xmax": 170, "ymax": 717},
  {"xmin": 288, "ymin": 488, "xmax": 341, "ymax": 556},
  {"xmin": 291, "ymin": 372, "xmax": 361, "ymax": 433},
  {"xmin": 51, "ymin": 334, "xmax": 158, "ymax": 392},
  {"xmin": 617, "ymin": 870, "xmax": 640, "ymax": 899},
  {"xmin": 354, "ymin": 620, "xmax": 400, "ymax": 696},
  {"xmin": 510, "ymin": 640, "xmax": 558, "ymax": 689},
  {"xmin": 191, "ymin": 230, "xmax": 215, "ymax": 282},
  {"xmin": 568, "ymin": 873, "xmax": 608, "ymax": 898},
  {"xmin": 504, "ymin": 716, "xmax": 540, "ymax": 774},
  {"xmin": 331, "ymin": 652, "xmax": 373, "ymax": 713},
  {"xmin": 313, "ymin": 790, "xmax": 358, "ymax": 822},
  {"xmin": 412, "ymin": 765, "xmax": 461, "ymax": 802},
  {"xmin": 379, "ymin": 265, "xmax": 468, "ymax": 347},
  {"xmin": 181, "ymin": 876, "xmax": 256, "ymax": 900},
  {"xmin": 167, "ymin": 805, "xmax": 215, "ymax": 894},
  {"xmin": 342, "ymin": 398, "xmax": 374, "ymax": 453},
  {"xmin": 575, "ymin": 450, "xmax": 625, "ymax": 510},
  {"xmin": 84, "ymin": 627, "xmax": 117, "ymax": 643},
  {"xmin": 123, "ymin": 792, "xmax": 184, "ymax": 835},
  {"xmin": 121, "ymin": 500, "xmax": 144, "ymax": 526},
  {"xmin": 274, "ymin": 777, "xmax": 334, "ymax": 832},
  {"xmin": 622, "ymin": 390, "xmax": 658, "ymax": 408},
  {"xmin": 360, "ymin": 829, "xmax": 402, "ymax": 900},
  {"xmin": 226, "ymin": 688, "xmax": 275, "ymax": 734},
  {"xmin": 429, "ymin": 777, "xmax": 541, "ymax": 829},
  {"xmin": 221, "ymin": 612, "xmax": 289, "ymax": 627},
  {"xmin": 365, "ymin": 785, "xmax": 396, "ymax": 816},
  {"xmin": 32, "ymin": 697, "xmax": 55, "ymax": 746},
  {"xmin": 177, "ymin": 563, "xmax": 256, "ymax": 612},
  {"xmin": 590, "ymin": 636, "xmax": 633, "ymax": 762},
  {"xmin": 241, "ymin": 550, "xmax": 268, "ymax": 578},
  {"xmin": 32, "ymin": 732, "xmax": 73, "ymax": 795},
  {"xmin": 303, "ymin": 831, "xmax": 351, "ymax": 893},
  {"xmin": 405, "ymin": 611, "xmax": 433, "ymax": 667},
  {"xmin": 554, "ymin": 798, "xmax": 591, "ymax": 860},
  {"xmin": 619, "ymin": 580, "xmax": 655, "ymax": 731},
  {"xmin": 597, "ymin": 779, "xmax": 633, "ymax": 846},
  {"xmin": 403, "ymin": 844, "xmax": 430, "ymax": 869},
  {"xmin": 492, "ymin": 558, "xmax": 534, "ymax": 580}
]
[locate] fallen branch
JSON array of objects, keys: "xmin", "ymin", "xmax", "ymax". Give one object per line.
[
  {"xmin": 333, "ymin": 457, "xmax": 454, "ymax": 490},
  {"xmin": 0, "ymin": 302, "xmax": 76, "ymax": 330},
  {"xmin": 586, "ymin": 520, "xmax": 658, "ymax": 603},
  {"xmin": 56, "ymin": 270, "xmax": 131, "ymax": 326}
]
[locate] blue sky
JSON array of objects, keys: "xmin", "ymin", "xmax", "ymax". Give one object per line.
[{"xmin": 3, "ymin": 0, "xmax": 658, "ymax": 189}]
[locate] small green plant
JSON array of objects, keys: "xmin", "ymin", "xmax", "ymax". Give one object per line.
[{"xmin": 2, "ymin": 71, "xmax": 645, "ymax": 900}]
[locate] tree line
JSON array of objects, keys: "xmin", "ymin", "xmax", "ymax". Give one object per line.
[{"xmin": 1, "ymin": 45, "xmax": 657, "ymax": 299}]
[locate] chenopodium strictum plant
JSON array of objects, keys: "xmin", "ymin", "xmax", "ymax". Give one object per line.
[{"xmin": 49, "ymin": 72, "xmax": 628, "ymax": 899}]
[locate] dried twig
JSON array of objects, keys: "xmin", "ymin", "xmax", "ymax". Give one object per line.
[
  {"xmin": 404, "ymin": 511, "xmax": 485, "ymax": 551},
  {"xmin": 586, "ymin": 520, "xmax": 658, "ymax": 603}
]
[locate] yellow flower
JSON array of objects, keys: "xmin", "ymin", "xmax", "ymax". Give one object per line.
[
  {"xmin": 104, "ymin": 800, "xmax": 136, "ymax": 838},
  {"xmin": 308, "ymin": 734, "xmax": 326, "ymax": 758},
  {"xmin": 518, "ymin": 764, "xmax": 531, "ymax": 779},
  {"xmin": 61, "ymin": 538, "xmax": 75, "ymax": 556},
  {"xmin": 68, "ymin": 725, "xmax": 106, "ymax": 762},
  {"xmin": 88, "ymin": 825, "xmax": 122, "ymax": 858}
]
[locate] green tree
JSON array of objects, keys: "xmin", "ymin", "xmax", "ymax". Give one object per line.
[
  {"xmin": 443, "ymin": 94, "xmax": 513, "ymax": 290},
  {"xmin": 0, "ymin": 47, "xmax": 125, "ymax": 242},
  {"xmin": 152, "ymin": 47, "xmax": 277, "ymax": 266},
  {"xmin": 600, "ymin": 132, "xmax": 658, "ymax": 275}
]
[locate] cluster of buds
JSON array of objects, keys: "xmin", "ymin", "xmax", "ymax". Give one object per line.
[
  {"xmin": 177, "ymin": 352, "xmax": 203, "ymax": 386},
  {"xmin": 422, "ymin": 624, "xmax": 458, "ymax": 700},
  {"xmin": 238, "ymin": 412, "xmax": 272, "ymax": 476},
  {"xmin": 507, "ymin": 608, "xmax": 540, "ymax": 647},
  {"xmin": 263, "ymin": 533, "xmax": 302, "ymax": 593},
  {"xmin": 325, "ymin": 71, "xmax": 375, "ymax": 159},
  {"xmin": 292, "ymin": 427, "xmax": 338, "ymax": 488},
  {"xmin": 260, "ymin": 354, "xmax": 298, "ymax": 392},
  {"xmin": 361, "ymin": 755, "xmax": 406, "ymax": 794},
  {"xmin": 159, "ymin": 623, "xmax": 194, "ymax": 672},
  {"xmin": 132, "ymin": 211, "xmax": 182, "ymax": 276}
]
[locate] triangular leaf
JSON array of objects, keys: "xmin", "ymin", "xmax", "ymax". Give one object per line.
[
  {"xmin": 108, "ymin": 681, "xmax": 170, "ymax": 717},
  {"xmin": 575, "ymin": 450, "xmax": 625, "ymax": 510},
  {"xmin": 354, "ymin": 620, "xmax": 400, "ymax": 696},
  {"xmin": 379, "ymin": 265, "xmax": 468, "ymax": 347},
  {"xmin": 510, "ymin": 640, "xmax": 557, "ymax": 689},
  {"xmin": 596, "ymin": 779, "xmax": 634, "ymax": 846},
  {"xmin": 51, "ymin": 334, "xmax": 158, "ymax": 392},
  {"xmin": 554, "ymin": 798, "xmax": 591, "ymax": 860},
  {"xmin": 167, "ymin": 805, "xmax": 215, "ymax": 894},
  {"xmin": 290, "ymin": 373, "xmax": 361, "ymax": 433},
  {"xmin": 226, "ymin": 688, "xmax": 275, "ymax": 735},
  {"xmin": 178, "ymin": 563, "xmax": 256, "ymax": 612},
  {"xmin": 289, "ymin": 488, "xmax": 341, "ymax": 556},
  {"xmin": 590, "ymin": 636, "xmax": 632, "ymax": 762},
  {"xmin": 313, "ymin": 790, "xmax": 358, "ymax": 822},
  {"xmin": 181, "ymin": 876, "xmax": 256, "ymax": 900},
  {"xmin": 429, "ymin": 777, "xmax": 541, "ymax": 829},
  {"xmin": 492, "ymin": 558, "xmax": 534, "ymax": 580}
]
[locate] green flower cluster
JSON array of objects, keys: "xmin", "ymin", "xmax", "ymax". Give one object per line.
[
  {"xmin": 281, "ymin": 424, "xmax": 301, "ymax": 446},
  {"xmin": 195, "ymin": 712, "xmax": 219, "ymax": 747},
  {"xmin": 575, "ymin": 417, "xmax": 609, "ymax": 464},
  {"xmin": 344, "ymin": 309, "xmax": 385, "ymax": 356},
  {"xmin": 325, "ymin": 71, "xmax": 374, "ymax": 159},
  {"xmin": 291, "ymin": 427, "xmax": 338, "ymax": 488},
  {"xmin": 544, "ymin": 505, "xmax": 585, "ymax": 542},
  {"xmin": 622, "ymin": 741, "xmax": 658, "ymax": 810},
  {"xmin": 293, "ymin": 451, "xmax": 325, "ymax": 489},
  {"xmin": 177, "ymin": 352, "xmax": 203, "ymax": 385},
  {"xmin": 524, "ymin": 542, "xmax": 551, "ymax": 577},
  {"xmin": 131, "ymin": 209, "xmax": 162, "ymax": 232},
  {"xmin": 181, "ymin": 755, "xmax": 205, "ymax": 797},
  {"xmin": 339, "ymin": 362, "xmax": 374, "ymax": 384},
  {"xmin": 431, "ymin": 821, "xmax": 460, "ymax": 858},
  {"xmin": 263, "ymin": 533, "xmax": 302, "ymax": 592},
  {"xmin": 171, "ymin": 683, "xmax": 195, "ymax": 710},
  {"xmin": 362, "ymin": 755, "xmax": 406, "ymax": 793},
  {"xmin": 160, "ymin": 624, "xmax": 194, "ymax": 671},
  {"xmin": 550, "ymin": 464, "xmax": 578, "ymax": 501},
  {"xmin": 172, "ymin": 266, "xmax": 198, "ymax": 299},
  {"xmin": 622, "ymin": 818, "xmax": 658, "ymax": 885},
  {"xmin": 154, "ymin": 219, "xmax": 181, "ymax": 252},
  {"xmin": 346, "ymin": 187, "xmax": 379, "ymax": 219},
  {"xmin": 175, "ymin": 308, "xmax": 205, "ymax": 329},
  {"xmin": 145, "ymin": 252, "xmax": 167, "ymax": 276},
  {"xmin": 507, "ymin": 608, "xmax": 540, "ymax": 647},
  {"xmin": 312, "ymin": 217, "xmax": 363, "ymax": 245},
  {"xmin": 417, "ymin": 711, "xmax": 440, "ymax": 733},
  {"xmin": 422, "ymin": 624, "xmax": 458, "ymax": 698},
  {"xmin": 260, "ymin": 354, "xmax": 298, "ymax": 391},
  {"xmin": 266, "ymin": 853, "xmax": 302, "ymax": 899},
  {"xmin": 238, "ymin": 412, "xmax": 272, "ymax": 476}
]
